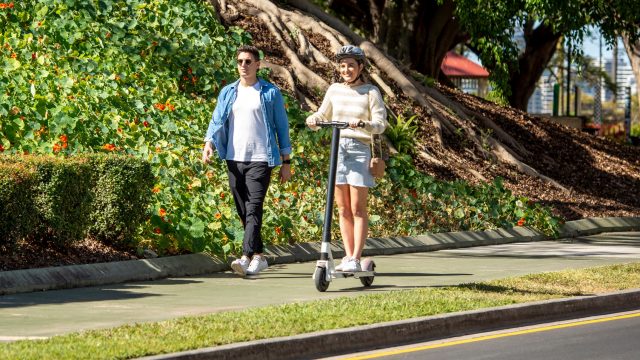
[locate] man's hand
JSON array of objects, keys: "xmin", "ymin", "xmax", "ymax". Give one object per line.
[
  {"xmin": 280, "ymin": 164, "xmax": 292, "ymax": 183},
  {"xmin": 202, "ymin": 142, "xmax": 214, "ymax": 163}
]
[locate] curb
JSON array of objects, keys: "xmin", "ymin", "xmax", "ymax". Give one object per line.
[
  {"xmin": 142, "ymin": 289, "xmax": 640, "ymax": 360},
  {"xmin": 1, "ymin": 217, "xmax": 639, "ymax": 295},
  {"xmin": 0, "ymin": 254, "xmax": 227, "ymax": 295}
]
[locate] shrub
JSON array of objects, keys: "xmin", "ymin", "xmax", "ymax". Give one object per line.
[
  {"xmin": 27, "ymin": 156, "xmax": 93, "ymax": 246},
  {"xmin": 0, "ymin": 162, "xmax": 36, "ymax": 251},
  {"xmin": 385, "ymin": 114, "xmax": 419, "ymax": 155},
  {"xmin": 86, "ymin": 154, "xmax": 154, "ymax": 248}
]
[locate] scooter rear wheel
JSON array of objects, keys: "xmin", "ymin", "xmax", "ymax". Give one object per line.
[
  {"xmin": 314, "ymin": 266, "xmax": 330, "ymax": 292},
  {"xmin": 359, "ymin": 259, "xmax": 375, "ymax": 287}
]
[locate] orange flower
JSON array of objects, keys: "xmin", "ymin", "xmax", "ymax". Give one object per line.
[
  {"xmin": 10, "ymin": 52, "xmax": 16, "ymax": 58},
  {"xmin": 153, "ymin": 227, "xmax": 162, "ymax": 234},
  {"xmin": 215, "ymin": 213, "xmax": 222, "ymax": 220},
  {"xmin": 52, "ymin": 143, "xmax": 62, "ymax": 153},
  {"xmin": 152, "ymin": 186, "xmax": 161, "ymax": 194},
  {"xmin": 159, "ymin": 208, "xmax": 167, "ymax": 217},
  {"xmin": 165, "ymin": 102, "xmax": 175, "ymax": 111},
  {"xmin": 220, "ymin": 192, "xmax": 225, "ymax": 199},
  {"xmin": 154, "ymin": 103, "xmax": 166, "ymax": 111},
  {"xmin": 59, "ymin": 134, "xmax": 67, "ymax": 143},
  {"xmin": 0, "ymin": 3, "xmax": 14, "ymax": 10},
  {"xmin": 275, "ymin": 226, "xmax": 282, "ymax": 235},
  {"xmin": 143, "ymin": 121, "xmax": 149, "ymax": 127},
  {"xmin": 102, "ymin": 143, "xmax": 116, "ymax": 151},
  {"xmin": 517, "ymin": 218, "xmax": 526, "ymax": 227}
]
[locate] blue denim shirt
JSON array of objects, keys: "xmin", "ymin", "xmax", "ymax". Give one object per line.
[{"xmin": 204, "ymin": 78, "xmax": 292, "ymax": 167}]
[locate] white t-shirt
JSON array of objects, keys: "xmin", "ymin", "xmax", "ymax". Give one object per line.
[{"xmin": 226, "ymin": 82, "xmax": 269, "ymax": 162}]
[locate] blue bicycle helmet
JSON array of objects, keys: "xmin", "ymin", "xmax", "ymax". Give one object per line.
[{"xmin": 336, "ymin": 45, "xmax": 366, "ymax": 62}]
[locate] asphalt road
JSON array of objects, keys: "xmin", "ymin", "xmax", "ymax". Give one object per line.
[{"xmin": 328, "ymin": 311, "xmax": 640, "ymax": 360}]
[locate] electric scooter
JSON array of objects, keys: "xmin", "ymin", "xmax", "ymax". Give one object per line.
[{"xmin": 312, "ymin": 120, "xmax": 376, "ymax": 292}]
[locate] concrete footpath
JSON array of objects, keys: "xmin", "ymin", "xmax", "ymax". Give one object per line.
[{"xmin": 0, "ymin": 218, "xmax": 639, "ymax": 357}]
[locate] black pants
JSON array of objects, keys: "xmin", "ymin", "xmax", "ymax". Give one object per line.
[{"xmin": 226, "ymin": 160, "xmax": 273, "ymax": 257}]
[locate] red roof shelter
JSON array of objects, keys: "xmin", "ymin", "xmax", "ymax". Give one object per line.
[{"xmin": 441, "ymin": 51, "xmax": 490, "ymax": 96}]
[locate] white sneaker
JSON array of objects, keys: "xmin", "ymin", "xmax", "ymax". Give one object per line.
[
  {"xmin": 341, "ymin": 258, "xmax": 361, "ymax": 272},
  {"xmin": 231, "ymin": 255, "xmax": 250, "ymax": 276},
  {"xmin": 246, "ymin": 255, "xmax": 268, "ymax": 275},
  {"xmin": 335, "ymin": 256, "xmax": 351, "ymax": 271}
]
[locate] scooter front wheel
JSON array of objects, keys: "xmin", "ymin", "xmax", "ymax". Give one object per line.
[{"xmin": 314, "ymin": 266, "xmax": 330, "ymax": 292}]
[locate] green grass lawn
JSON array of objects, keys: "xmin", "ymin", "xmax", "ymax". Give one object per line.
[{"xmin": 2, "ymin": 262, "xmax": 640, "ymax": 360}]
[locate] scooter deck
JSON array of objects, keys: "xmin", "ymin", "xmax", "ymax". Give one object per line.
[{"xmin": 331, "ymin": 270, "xmax": 375, "ymax": 279}]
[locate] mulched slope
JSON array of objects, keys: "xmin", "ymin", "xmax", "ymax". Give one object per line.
[{"xmin": 435, "ymin": 86, "xmax": 640, "ymax": 220}]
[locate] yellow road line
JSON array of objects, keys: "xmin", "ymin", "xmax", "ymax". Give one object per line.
[{"xmin": 343, "ymin": 311, "xmax": 640, "ymax": 360}]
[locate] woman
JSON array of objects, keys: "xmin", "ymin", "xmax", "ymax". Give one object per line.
[{"xmin": 306, "ymin": 45, "xmax": 388, "ymax": 272}]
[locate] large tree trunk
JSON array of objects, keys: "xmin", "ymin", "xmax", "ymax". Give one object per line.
[
  {"xmin": 507, "ymin": 21, "xmax": 561, "ymax": 111},
  {"xmin": 623, "ymin": 34, "xmax": 640, "ymax": 117},
  {"xmin": 329, "ymin": 0, "xmax": 467, "ymax": 79}
]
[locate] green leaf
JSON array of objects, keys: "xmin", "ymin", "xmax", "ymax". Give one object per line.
[
  {"xmin": 4, "ymin": 58, "xmax": 21, "ymax": 72},
  {"xmin": 189, "ymin": 219, "xmax": 205, "ymax": 238}
]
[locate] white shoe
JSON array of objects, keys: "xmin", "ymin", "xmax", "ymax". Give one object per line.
[
  {"xmin": 341, "ymin": 258, "xmax": 361, "ymax": 272},
  {"xmin": 231, "ymin": 255, "xmax": 250, "ymax": 276},
  {"xmin": 335, "ymin": 256, "xmax": 351, "ymax": 271},
  {"xmin": 246, "ymin": 255, "xmax": 268, "ymax": 275}
]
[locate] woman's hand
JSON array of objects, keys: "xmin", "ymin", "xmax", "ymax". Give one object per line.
[
  {"xmin": 349, "ymin": 120, "xmax": 365, "ymax": 128},
  {"xmin": 306, "ymin": 115, "xmax": 320, "ymax": 130}
]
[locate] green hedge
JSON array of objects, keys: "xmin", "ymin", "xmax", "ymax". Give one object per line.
[
  {"xmin": 0, "ymin": 163, "xmax": 36, "ymax": 251},
  {"xmin": 0, "ymin": 154, "xmax": 153, "ymax": 250},
  {"xmin": 86, "ymin": 155, "xmax": 153, "ymax": 248},
  {"xmin": 32, "ymin": 156, "xmax": 93, "ymax": 246}
]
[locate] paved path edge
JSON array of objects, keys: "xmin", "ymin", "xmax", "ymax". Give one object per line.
[
  {"xmin": 142, "ymin": 288, "xmax": 640, "ymax": 360},
  {"xmin": 1, "ymin": 216, "xmax": 639, "ymax": 295}
]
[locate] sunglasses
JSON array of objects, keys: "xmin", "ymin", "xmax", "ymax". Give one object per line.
[{"xmin": 236, "ymin": 59, "xmax": 253, "ymax": 66}]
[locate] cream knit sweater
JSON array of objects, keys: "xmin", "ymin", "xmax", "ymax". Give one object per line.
[{"xmin": 308, "ymin": 83, "xmax": 387, "ymax": 144}]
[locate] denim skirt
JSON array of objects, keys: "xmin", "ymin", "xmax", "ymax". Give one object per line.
[{"xmin": 336, "ymin": 137, "xmax": 375, "ymax": 188}]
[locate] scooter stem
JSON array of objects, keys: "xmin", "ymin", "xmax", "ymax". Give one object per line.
[{"xmin": 320, "ymin": 127, "xmax": 341, "ymax": 260}]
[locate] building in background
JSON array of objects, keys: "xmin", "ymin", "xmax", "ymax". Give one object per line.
[
  {"xmin": 603, "ymin": 56, "xmax": 636, "ymax": 109},
  {"xmin": 441, "ymin": 51, "xmax": 490, "ymax": 97},
  {"xmin": 527, "ymin": 70, "xmax": 556, "ymax": 114}
]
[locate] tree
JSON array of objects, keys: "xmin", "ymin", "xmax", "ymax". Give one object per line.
[{"xmin": 325, "ymin": 0, "xmax": 640, "ymax": 110}]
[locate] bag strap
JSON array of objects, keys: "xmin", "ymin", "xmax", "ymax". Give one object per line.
[{"xmin": 368, "ymin": 89, "xmax": 383, "ymax": 158}]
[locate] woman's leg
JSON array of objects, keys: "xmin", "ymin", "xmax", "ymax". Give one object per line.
[
  {"xmin": 349, "ymin": 185, "xmax": 369, "ymax": 260},
  {"xmin": 335, "ymin": 184, "xmax": 354, "ymax": 257}
]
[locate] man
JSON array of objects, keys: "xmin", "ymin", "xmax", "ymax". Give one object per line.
[{"xmin": 202, "ymin": 45, "xmax": 292, "ymax": 276}]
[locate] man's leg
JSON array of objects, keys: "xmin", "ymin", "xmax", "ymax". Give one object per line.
[
  {"xmin": 242, "ymin": 162, "xmax": 273, "ymax": 256},
  {"xmin": 227, "ymin": 161, "xmax": 249, "ymax": 249}
]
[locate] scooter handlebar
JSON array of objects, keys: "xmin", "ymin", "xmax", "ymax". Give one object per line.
[{"xmin": 315, "ymin": 121, "xmax": 365, "ymax": 129}]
